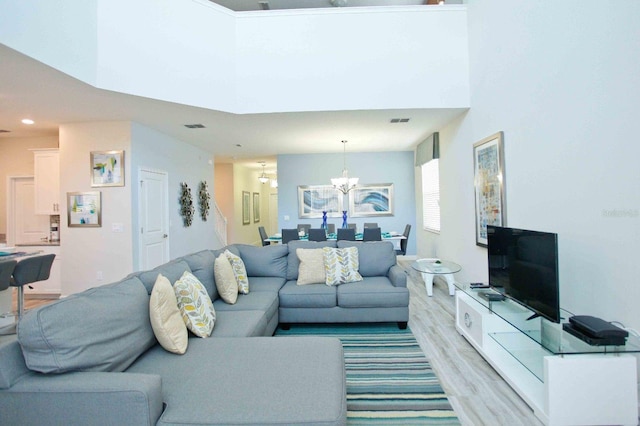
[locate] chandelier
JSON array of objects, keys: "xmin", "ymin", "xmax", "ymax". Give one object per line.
[
  {"xmin": 331, "ymin": 140, "xmax": 358, "ymax": 194},
  {"xmin": 258, "ymin": 162, "xmax": 269, "ymax": 184}
]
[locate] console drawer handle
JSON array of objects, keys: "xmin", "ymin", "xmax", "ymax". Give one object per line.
[{"xmin": 464, "ymin": 312, "xmax": 472, "ymax": 328}]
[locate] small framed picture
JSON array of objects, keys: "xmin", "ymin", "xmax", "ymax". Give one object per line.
[
  {"xmin": 68, "ymin": 191, "xmax": 101, "ymax": 227},
  {"xmin": 253, "ymin": 192, "xmax": 260, "ymax": 223},
  {"xmin": 242, "ymin": 191, "xmax": 250, "ymax": 225},
  {"xmin": 90, "ymin": 150, "xmax": 124, "ymax": 187}
]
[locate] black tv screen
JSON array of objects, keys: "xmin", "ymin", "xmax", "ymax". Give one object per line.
[{"xmin": 487, "ymin": 225, "xmax": 560, "ymax": 323}]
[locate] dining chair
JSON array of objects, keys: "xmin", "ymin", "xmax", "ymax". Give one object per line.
[
  {"xmin": 282, "ymin": 229, "xmax": 300, "ymax": 244},
  {"xmin": 362, "ymin": 227, "xmax": 382, "ymax": 241},
  {"xmin": 307, "ymin": 228, "xmax": 327, "ymax": 242},
  {"xmin": 363, "ymin": 222, "xmax": 378, "ymax": 229},
  {"xmin": 396, "ymin": 224, "xmax": 411, "ymax": 255},
  {"xmin": 10, "ymin": 254, "xmax": 56, "ymax": 319},
  {"xmin": 327, "ymin": 223, "xmax": 336, "ymax": 234},
  {"xmin": 337, "ymin": 228, "xmax": 356, "ymax": 241},
  {"xmin": 297, "ymin": 224, "xmax": 311, "ymax": 235},
  {"xmin": 258, "ymin": 226, "xmax": 270, "ymax": 246},
  {"xmin": 347, "ymin": 223, "xmax": 357, "ymax": 233}
]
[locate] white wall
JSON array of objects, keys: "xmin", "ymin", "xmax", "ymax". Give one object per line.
[
  {"xmin": 418, "ymin": 0, "xmax": 640, "ymax": 330},
  {"xmin": 59, "ymin": 122, "xmax": 133, "ymax": 296},
  {"xmin": 130, "ymin": 122, "xmax": 220, "ymax": 265},
  {"xmin": 1, "ymin": 1, "xmax": 469, "ymax": 114}
]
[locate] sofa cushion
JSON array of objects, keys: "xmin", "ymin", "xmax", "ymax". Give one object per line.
[
  {"xmin": 179, "ymin": 250, "xmax": 217, "ymax": 300},
  {"xmin": 323, "ymin": 246, "xmax": 363, "ymax": 286},
  {"xmin": 150, "ymin": 274, "xmax": 188, "ymax": 354},
  {"xmin": 213, "ymin": 291, "xmax": 279, "ymax": 323},
  {"xmin": 296, "ymin": 248, "xmax": 326, "ymax": 285},
  {"xmin": 244, "ymin": 276, "xmax": 286, "ymax": 293},
  {"xmin": 210, "ymin": 310, "xmax": 268, "ymax": 337},
  {"xmin": 337, "ymin": 276, "xmax": 410, "ymax": 308},
  {"xmin": 337, "ymin": 241, "xmax": 396, "ymax": 277},
  {"xmin": 279, "ymin": 280, "xmax": 337, "ymax": 308},
  {"xmin": 174, "ymin": 271, "xmax": 216, "ymax": 338},
  {"xmin": 18, "ymin": 276, "xmax": 155, "ymax": 374},
  {"xmin": 127, "ymin": 337, "xmax": 347, "ymax": 426},
  {"xmin": 225, "ymin": 249, "xmax": 249, "ymax": 294},
  {"xmin": 136, "ymin": 259, "xmax": 191, "ymax": 294},
  {"xmin": 235, "ymin": 243, "xmax": 288, "ymax": 278},
  {"xmin": 286, "ymin": 240, "xmax": 336, "ymax": 280}
]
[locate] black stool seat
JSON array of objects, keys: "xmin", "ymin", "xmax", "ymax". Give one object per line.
[{"xmin": 10, "ymin": 254, "xmax": 56, "ymax": 318}]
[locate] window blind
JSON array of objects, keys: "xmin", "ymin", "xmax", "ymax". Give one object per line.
[{"xmin": 422, "ymin": 159, "xmax": 440, "ymax": 233}]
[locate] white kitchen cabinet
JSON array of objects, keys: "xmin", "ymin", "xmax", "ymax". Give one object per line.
[{"xmin": 33, "ymin": 149, "xmax": 60, "ymax": 215}]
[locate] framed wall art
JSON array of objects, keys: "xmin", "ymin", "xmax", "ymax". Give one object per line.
[
  {"xmin": 473, "ymin": 131, "xmax": 506, "ymax": 247},
  {"xmin": 253, "ymin": 192, "xmax": 260, "ymax": 223},
  {"xmin": 90, "ymin": 150, "xmax": 124, "ymax": 187},
  {"xmin": 348, "ymin": 183, "xmax": 394, "ymax": 217},
  {"xmin": 67, "ymin": 191, "xmax": 101, "ymax": 227},
  {"xmin": 242, "ymin": 191, "xmax": 250, "ymax": 225},
  {"xmin": 297, "ymin": 185, "xmax": 344, "ymax": 219}
]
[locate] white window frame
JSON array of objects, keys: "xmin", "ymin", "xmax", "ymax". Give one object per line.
[{"xmin": 421, "ymin": 159, "xmax": 440, "ymax": 233}]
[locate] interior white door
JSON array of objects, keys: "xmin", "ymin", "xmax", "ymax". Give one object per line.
[
  {"xmin": 11, "ymin": 177, "xmax": 49, "ymax": 244},
  {"xmin": 138, "ymin": 169, "xmax": 169, "ymax": 271}
]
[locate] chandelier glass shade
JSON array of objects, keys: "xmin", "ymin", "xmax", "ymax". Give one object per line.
[
  {"xmin": 331, "ymin": 140, "xmax": 358, "ymax": 194},
  {"xmin": 258, "ymin": 162, "xmax": 269, "ymax": 184}
]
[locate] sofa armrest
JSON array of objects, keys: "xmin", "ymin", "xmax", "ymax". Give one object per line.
[
  {"xmin": 1, "ymin": 372, "xmax": 163, "ymax": 426},
  {"xmin": 387, "ymin": 265, "xmax": 407, "ymax": 288}
]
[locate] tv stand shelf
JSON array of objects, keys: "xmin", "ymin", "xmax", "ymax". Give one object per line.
[{"xmin": 455, "ymin": 284, "xmax": 639, "ymax": 426}]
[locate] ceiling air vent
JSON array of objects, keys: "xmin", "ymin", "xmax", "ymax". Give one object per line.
[
  {"xmin": 184, "ymin": 124, "xmax": 206, "ymax": 129},
  {"xmin": 390, "ymin": 118, "xmax": 410, "ymax": 123},
  {"xmin": 0, "ymin": 129, "xmax": 11, "ymax": 133},
  {"xmin": 258, "ymin": 1, "xmax": 270, "ymax": 10}
]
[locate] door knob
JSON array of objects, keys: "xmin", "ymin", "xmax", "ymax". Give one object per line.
[{"xmin": 163, "ymin": 234, "xmax": 168, "ymax": 238}]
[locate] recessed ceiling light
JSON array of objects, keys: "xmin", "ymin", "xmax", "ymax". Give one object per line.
[{"xmin": 22, "ymin": 118, "xmax": 35, "ymax": 125}]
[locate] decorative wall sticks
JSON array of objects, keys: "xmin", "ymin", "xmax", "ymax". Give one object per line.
[{"xmin": 199, "ymin": 181, "xmax": 211, "ymax": 221}]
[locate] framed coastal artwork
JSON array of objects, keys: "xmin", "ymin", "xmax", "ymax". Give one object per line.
[
  {"xmin": 90, "ymin": 150, "xmax": 124, "ymax": 187},
  {"xmin": 67, "ymin": 191, "xmax": 101, "ymax": 227},
  {"xmin": 473, "ymin": 132, "xmax": 506, "ymax": 247},
  {"xmin": 298, "ymin": 185, "xmax": 344, "ymax": 219},
  {"xmin": 242, "ymin": 191, "xmax": 250, "ymax": 225},
  {"xmin": 253, "ymin": 192, "xmax": 260, "ymax": 223},
  {"xmin": 348, "ymin": 183, "xmax": 394, "ymax": 217}
]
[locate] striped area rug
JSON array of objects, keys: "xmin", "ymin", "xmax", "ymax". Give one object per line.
[{"xmin": 276, "ymin": 323, "xmax": 460, "ymax": 425}]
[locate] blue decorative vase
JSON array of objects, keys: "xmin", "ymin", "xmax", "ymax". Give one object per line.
[
  {"xmin": 342, "ymin": 211, "xmax": 348, "ymax": 229},
  {"xmin": 321, "ymin": 211, "xmax": 328, "ymax": 230}
]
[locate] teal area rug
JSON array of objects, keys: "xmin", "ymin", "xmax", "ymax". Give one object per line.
[{"xmin": 276, "ymin": 323, "xmax": 460, "ymax": 425}]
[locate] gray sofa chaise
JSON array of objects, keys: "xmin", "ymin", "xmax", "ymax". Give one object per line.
[{"xmin": 0, "ymin": 240, "xmax": 408, "ymax": 425}]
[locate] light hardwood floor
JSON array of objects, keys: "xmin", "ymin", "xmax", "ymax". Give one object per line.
[{"xmin": 399, "ymin": 259, "xmax": 545, "ymax": 426}]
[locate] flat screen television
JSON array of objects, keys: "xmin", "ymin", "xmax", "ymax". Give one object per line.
[{"xmin": 487, "ymin": 225, "xmax": 560, "ymax": 323}]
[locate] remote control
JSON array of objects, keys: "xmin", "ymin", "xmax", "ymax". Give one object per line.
[{"xmin": 470, "ymin": 282, "xmax": 490, "ymax": 288}]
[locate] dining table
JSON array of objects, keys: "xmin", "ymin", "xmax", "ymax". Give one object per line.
[{"xmin": 265, "ymin": 231, "xmax": 406, "ymax": 251}]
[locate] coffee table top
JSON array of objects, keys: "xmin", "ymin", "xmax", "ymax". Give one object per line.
[{"xmin": 411, "ymin": 259, "xmax": 461, "ymax": 274}]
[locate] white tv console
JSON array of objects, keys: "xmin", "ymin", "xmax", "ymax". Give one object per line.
[{"xmin": 455, "ymin": 284, "xmax": 639, "ymax": 426}]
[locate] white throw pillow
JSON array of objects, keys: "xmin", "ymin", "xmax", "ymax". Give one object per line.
[
  {"xmin": 224, "ymin": 249, "xmax": 250, "ymax": 294},
  {"xmin": 174, "ymin": 271, "xmax": 216, "ymax": 337},
  {"xmin": 149, "ymin": 274, "xmax": 188, "ymax": 354},
  {"xmin": 214, "ymin": 253, "xmax": 239, "ymax": 304},
  {"xmin": 296, "ymin": 248, "xmax": 326, "ymax": 285},
  {"xmin": 323, "ymin": 246, "xmax": 363, "ymax": 286}
]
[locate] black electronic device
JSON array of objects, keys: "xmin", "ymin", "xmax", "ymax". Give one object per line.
[
  {"xmin": 478, "ymin": 291, "xmax": 505, "ymax": 302},
  {"xmin": 487, "ymin": 225, "xmax": 560, "ymax": 323},
  {"xmin": 470, "ymin": 282, "xmax": 490, "ymax": 289},
  {"xmin": 562, "ymin": 315, "xmax": 628, "ymax": 346}
]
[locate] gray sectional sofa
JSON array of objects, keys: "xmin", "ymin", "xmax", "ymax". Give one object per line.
[{"xmin": 0, "ymin": 240, "xmax": 408, "ymax": 425}]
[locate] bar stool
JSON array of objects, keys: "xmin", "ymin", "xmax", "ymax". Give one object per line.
[
  {"xmin": 0, "ymin": 260, "xmax": 17, "ymax": 316},
  {"xmin": 10, "ymin": 254, "xmax": 56, "ymax": 319}
]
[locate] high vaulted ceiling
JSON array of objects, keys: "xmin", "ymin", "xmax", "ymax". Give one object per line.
[
  {"xmin": 0, "ymin": 0, "xmax": 466, "ymax": 173},
  {"xmin": 209, "ymin": 0, "xmax": 463, "ymax": 12}
]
